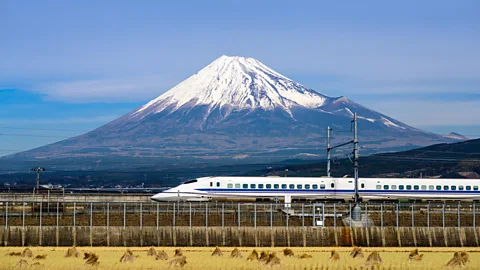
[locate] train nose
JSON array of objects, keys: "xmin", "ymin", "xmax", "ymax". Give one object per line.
[{"xmin": 151, "ymin": 191, "xmax": 178, "ymax": 202}]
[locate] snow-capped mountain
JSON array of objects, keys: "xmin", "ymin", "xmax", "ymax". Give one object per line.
[{"xmin": 6, "ymin": 55, "xmax": 459, "ymax": 163}]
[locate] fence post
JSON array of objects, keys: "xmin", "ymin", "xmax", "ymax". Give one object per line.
[
  {"xmin": 458, "ymin": 202, "xmax": 461, "ymax": 228},
  {"xmin": 349, "ymin": 202, "xmax": 352, "ymax": 228},
  {"xmin": 412, "ymin": 203, "xmax": 414, "ymax": 228},
  {"xmin": 140, "ymin": 202, "xmax": 143, "ymax": 229},
  {"xmin": 107, "ymin": 203, "xmax": 110, "ymax": 229},
  {"xmin": 90, "ymin": 202, "xmax": 93, "ymax": 228},
  {"xmin": 189, "ymin": 203, "xmax": 192, "ymax": 229},
  {"xmin": 5, "ymin": 202, "xmax": 8, "ymax": 228},
  {"xmin": 73, "ymin": 202, "xmax": 76, "ymax": 228},
  {"xmin": 380, "ymin": 203, "xmax": 383, "ymax": 228},
  {"xmin": 286, "ymin": 203, "xmax": 289, "ymax": 228},
  {"xmin": 56, "ymin": 201, "xmax": 59, "ymax": 228},
  {"xmin": 156, "ymin": 203, "xmax": 159, "ymax": 229},
  {"xmin": 313, "ymin": 203, "xmax": 316, "ymax": 226},
  {"xmin": 427, "ymin": 202, "xmax": 430, "ymax": 228},
  {"xmin": 442, "ymin": 203, "xmax": 445, "ymax": 229},
  {"xmin": 254, "ymin": 203, "xmax": 257, "ymax": 229},
  {"xmin": 396, "ymin": 203, "xmax": 399, "ymax": 228},
  {"xmin": 22, "ymin": 201, "xmax": 25, "ymax": 229},
  {"xmin": 334, "ymin": 203, "xmax": 336, "ymax": 228},
  {"xmin": 474, "ymin": 202, "xmax": 476, "ymax": 229},
  {"xmin": 123, "ymin": 202, "xmax": 126, "ymax": 230},
  {"xmin": 301, "ymin": 204, "xmax": 305, "ymax": 227},
  {"xmin": 39, "ymin": 202, "xmax": 42, "ymax": 228},
  {"xmin": 205, "ymin": 202, "xmax": 208, "ymax": 229},
  {"xmin": 222, "ymin": 203, "xmax": 224, "ymax": 230},
  {"xmin": 270, "ymin": 203, "xmax": 273, "ymax": 230},
  {"xmin": 365, "ymin": 203, "xmax": 368, "ymax": 228},
  {"xmin": 238, "ymin": 203, "xmax": 241, "ymax": 230}
]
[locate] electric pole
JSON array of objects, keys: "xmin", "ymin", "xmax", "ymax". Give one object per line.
[
  {"xmin": 351, "ymin": 112, "xmax": 361, "ymax": 221},
  {"xmin": 327, "ymin": 126, "xmax": 331, "ymax": 177},
  {"xmin": 31, "ymin": 167, "xmax": 45, "ymax": 193}
]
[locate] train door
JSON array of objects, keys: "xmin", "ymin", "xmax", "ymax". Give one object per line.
[{"xmin": 312, "ymin": 203, "xmax": 325, "ymax": 226}]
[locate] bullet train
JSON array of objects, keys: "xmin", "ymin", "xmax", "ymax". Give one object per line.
[{"xmin": 151, "ymin": 176, "xmax": 480, "ymax": 203}]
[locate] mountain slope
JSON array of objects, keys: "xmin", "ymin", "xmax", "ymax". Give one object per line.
[{"xmin": 5, "ymin": 55, "xmax": 458, "ymax": 166}]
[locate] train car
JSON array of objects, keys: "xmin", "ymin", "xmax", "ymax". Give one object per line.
[{"xmin": 151, "ymin": 176, "xmax": 480, "ymax": 203}]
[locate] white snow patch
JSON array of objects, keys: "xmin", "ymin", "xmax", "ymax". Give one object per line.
[{"xmin": 381, "ymin": 117, "xmax": 406, "ymax": 129}]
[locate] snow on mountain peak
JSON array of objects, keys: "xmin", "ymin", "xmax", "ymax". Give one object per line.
[{"xmin": 133, "ymin": 55, "xmax": 330, "ymax": 118}]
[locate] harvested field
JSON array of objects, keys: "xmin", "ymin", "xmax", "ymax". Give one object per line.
[{"xmin": 1, "ymin": 247, "xmax": 480, "ymax": 269}]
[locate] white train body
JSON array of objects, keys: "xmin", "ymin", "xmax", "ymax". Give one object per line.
[{"xmin": 151, "ymin": 176, "xmax": 480, "ymax": 202}]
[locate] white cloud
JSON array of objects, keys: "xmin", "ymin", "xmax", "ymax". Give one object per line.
[{"xmin": 33, "ymin": 75, "xmax": 182, "ymax": 103}]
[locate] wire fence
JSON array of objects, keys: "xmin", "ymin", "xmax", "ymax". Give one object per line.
[{"xmin": 0, "ymin": 201, "xmax": 478, "ymax": 228}]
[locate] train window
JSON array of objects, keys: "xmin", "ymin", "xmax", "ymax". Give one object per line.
[
  {"xmin": 305, "ymin": 184, "xmax": 310, "ymax": 189},
  {"xmin": 210, "ymin": 182, "xmax": 213, "ymax": 187},
  {"xmin": 414, "ymin": 185, "xmax": 419, "ymax": 190},
  {"xmin": 320, "ymin": 184, "xmax": 326, "ymax": 190},
  {"xmin": 297, "ymin": 184, "xmax": 302, "ymax": 189},
  {"xmin": 258, "ymin": 184, "xmax": 264, "ymax": 189},
  {"xmin": 281, "ymin": 184, "xmax": 287, "ymax": 189},
  {"xmin": 312, "ymin": 184, "xmax": 318, "ymax": 189},
  {"xmin": 235, "ymin": 184, "xmax": 240, "ymax": 188},
  {"xmin": 383, "ymin": 185, "xmax": 389, "ymax": 190},
  {"xmin": 399, "ymin": 185, "xmax": 404, "ymax": 190},
  {"xmin": 217, "ymin": 182, "xmax": 220, "ymax": 187},
  {"xmin": 429, "ymin": 185, "xmax": 434, "ymax": 190},
  {"xmin": 459, "ymin": 186, "xmax": 464, "ymax": 190},
  {"xmin": 227, "ymin": 183, "xmax": 233, "ymax": 188},
  {"xmin": 451, "ymin": 186, "xmax": 456, "ymax": 191},
  {"xmin": 184, "ymin": 179, "xmax": 198, "ymax": 184},
  {"xmin": 376, "ymin": 185, "xmax": 381, "ymax": 190},
  {"xmin": 444, "ymin": 186, "xmax": 449, "ymax": 190},
  {"xmin": 466, "ymin": 186, "xmax": 472, "ymax": 191},
  {"xmin": 289, "ymin": 184, "xmax": 295, "ymax": 189},
  {"xmin": 331, "ymin": 183, "xmax": 335, "ymax": 188},
  {"xmin": 361, "ymin": 183, "xmax": 365, "ymax": 188},
  {"xmin": 251, "ymin": 184, "xmax": 256, "ymax": 189},
  {"xmin": 474, "ymin": 186, "xmax": 479, "ymax": 191},
  {"xmin": 406, "ymin": 185, "xmax": 412, "ymax": 190},
  {"xmin": 391, "ymin": 185, "xmax": 397, "ymax": 190},
  {"xmin": 421, "ymin": 185, "xmax": 427, "ymax": 190},
  {"xmin": 266, "ymin": 184, "xmax": 271, "ymax": 188},
  {"xmin": 436, "ymin": 185, "xmax": 441, "ymax": 190},
  {"xmin": 243, "ymin": 184, "xmax": 248, "ymax": 189},
  {"xmin": 274, "ymin": 184, "xmax": 279, "ymax": 189}
]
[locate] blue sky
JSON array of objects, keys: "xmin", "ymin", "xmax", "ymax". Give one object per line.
[{"xmin": 1, "ymin": 0, "xmax": 480, "ymax": 155}]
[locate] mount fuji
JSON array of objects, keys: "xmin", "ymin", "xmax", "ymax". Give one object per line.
[{"xmin": 7, "ymin": 56, "xmax": 458, "ymax": 165}]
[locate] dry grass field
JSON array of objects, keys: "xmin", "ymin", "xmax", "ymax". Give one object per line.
[{"xmin": 1, "ymin": 247, "xmax": 480, "ymax": 269}]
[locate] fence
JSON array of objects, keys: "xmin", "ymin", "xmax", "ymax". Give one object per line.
[{"xmin": 1, "ymin": 201, "xmax": 479, "ymax": 229}]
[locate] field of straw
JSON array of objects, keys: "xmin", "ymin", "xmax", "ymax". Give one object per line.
[{"xmin": 1, "ymin": 247, "xmax": 480, "ymax": 269}]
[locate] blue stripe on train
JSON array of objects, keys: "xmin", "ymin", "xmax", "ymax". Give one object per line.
[{"xmin": 195, "ymin": 188, "xmax": 480, "ymax": 194}]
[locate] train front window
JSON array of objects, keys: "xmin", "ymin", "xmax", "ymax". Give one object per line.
[{"xmin": 184, "ymin": 179, "xmax": 198, "ymax": 184}]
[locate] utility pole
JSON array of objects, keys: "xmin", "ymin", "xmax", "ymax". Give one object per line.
[
  {"xmin": 327, "ymin": 126, "xmax": 331, "ymax": 177},
  {"xmin": 351, "ymin": 112, "xmax": 361, "ymax": 221},
  {"xmin": 31, "ymin": 167, "xmax": 45, "ymax": 193}
]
